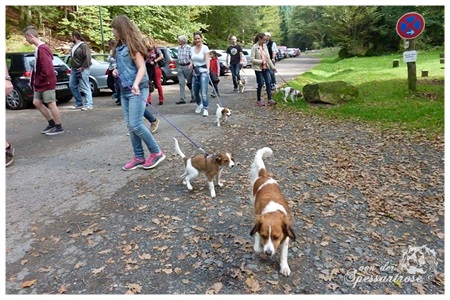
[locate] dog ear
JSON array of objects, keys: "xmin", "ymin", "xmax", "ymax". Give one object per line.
[
  {"xmin": 283, "ymin": 218, "xmax": 296, "ymax": 241},
  {"xmin": 250, "ymin": 219, "xmax": 261, "ymax": 236}
]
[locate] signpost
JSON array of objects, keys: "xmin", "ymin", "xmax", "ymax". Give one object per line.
[{"xmin": 396, "ymin": 12, "xmax": 426, "ymax": 92}]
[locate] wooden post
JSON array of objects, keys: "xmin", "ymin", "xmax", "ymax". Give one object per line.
[
  {"xmin": 407, "ymin": 39, "xmax": 417, "ymax": 92},
  {"xmin": 393, "ymin": 59, "xmax": 399, "ymax": 68}
]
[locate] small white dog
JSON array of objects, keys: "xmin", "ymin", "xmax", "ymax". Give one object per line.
[
  {"xmin": 215, "ymin": 104, "xmax": 232, "ymax": 127},
  {"xmin": 278, "ymin": 86, "xmax": 302, "ymax": 102},
  {"xmin": 237, "ymin": 77, "xmax": 247, "ymax": 93},
  {"xmin": 173, "ymin": 137, "xmax": 235, "ymax": 198}
]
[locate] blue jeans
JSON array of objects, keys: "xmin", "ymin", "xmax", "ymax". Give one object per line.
[
  {"xmin": 69, "ymin": 68, "xmax": 93, "ymax": 107},
  {"xmin": 120, "ymin": 88, "xmax": 160, "ymax": 159},
  {"xmin": 229, "ymin": 63, "xmax": 241, "ymax": 89},
  {"xmin": 143, "ymin": 108, "xmax": 156, "ymax": 123},
  {"xmin": 269, "ymin": 68, "xmax": 276, "ymax": 87},
  {"xmin": 192, "ymin": 72, "xmax": 209, "ymax": 110},
  {"xmin": 255, "ymin": 70, "xmax": 272, "ymax": 102}
]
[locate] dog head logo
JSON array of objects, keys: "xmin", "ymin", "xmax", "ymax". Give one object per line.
[{"xmin": 397, "ymin": 245, "xmax": 438, "ymax": 276}]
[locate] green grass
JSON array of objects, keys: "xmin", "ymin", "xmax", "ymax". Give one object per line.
[{"xmin": 276, "ymin": 49, "xmax": 444, "ymax": 139}]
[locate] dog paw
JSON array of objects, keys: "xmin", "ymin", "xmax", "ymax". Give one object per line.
[
  {"xmin": 211, "ymin": 191, "xmax": 216, "ymax": 198},
  {"xmin": 253, "ymin": 244, "xmax": 262, "ymax": 254},
  {"xmin": 186, "ymin": 184, "xmax": 193, "ymax": 190},
  {"xmin": 280, "ymin": 263, "xmax": 291, "ymax": 277},
  {"xmin": 218, "ymin": 182, "xmax": 224, "ymax": 187}
]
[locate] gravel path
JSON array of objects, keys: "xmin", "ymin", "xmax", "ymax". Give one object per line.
[{"xmin": 4, "ymin": 56, "xmax": 444, "ymax": 295}]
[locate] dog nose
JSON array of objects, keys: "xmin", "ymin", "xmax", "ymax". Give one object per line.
[{"xmin": 264, "ymin": 249, "xmax": 273, "ymax": 256}]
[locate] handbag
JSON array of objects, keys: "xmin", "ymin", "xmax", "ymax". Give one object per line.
[
  {"xmin": 157, "ymin": 57, "xmax": 166, "ymax": 68},
  {"xmin": 149, "ymin": 80, "xmax": 155, "ymax": 93}
]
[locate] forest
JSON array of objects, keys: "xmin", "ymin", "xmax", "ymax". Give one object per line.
[{"xmin": 5, "ymin": 5, "xmax": 444, "ymax": 57}]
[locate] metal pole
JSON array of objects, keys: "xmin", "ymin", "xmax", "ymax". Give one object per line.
[{"xmin": 99, "ymin": 6, "xmax": 105, "ymax": 54}]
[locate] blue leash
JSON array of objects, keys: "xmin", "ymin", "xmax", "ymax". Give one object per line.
[
  {"xmin": 117, "ymin": 73, "xmax": 207, "ymax": 155},
  {"xmin": 146, "ymin": 102, "xmax": 207, "ymax": 155}
]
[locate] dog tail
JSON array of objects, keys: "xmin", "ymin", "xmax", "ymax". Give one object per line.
[
  {"xmin": 173, "ymin": 137, "xmax": 187, "ymax": 160},
  {"xmin": 250, "ymin": 147, "xmax": 273, "ymax": 185}
]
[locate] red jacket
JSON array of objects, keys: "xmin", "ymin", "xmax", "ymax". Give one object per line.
[
  {"xmin": 210, "ymin": 57, "xmax": 220, "ymax": 76},
  {"xmin": 31, "ymin": 43, "xmax": 56, "ymax": 92}
]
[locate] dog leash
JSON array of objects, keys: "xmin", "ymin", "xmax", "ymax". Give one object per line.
[
  {"xmin": 147, "ymin": 103, "xmax": 207, "ymax": 155},
  {"xmin": 117, "ymin": 74, "xmax": 208, "ymax": 155},
  {"xmin": 277, "ymin": 73, "xmax": 293, "ymax": 88},
  {"xmin": 208, "ymin": 75, "xmax": 223, "ymax": 107}
]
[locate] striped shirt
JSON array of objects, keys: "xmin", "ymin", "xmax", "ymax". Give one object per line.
[{"xmin": 177, "ymin": 44, "xmax": 192, "ymax": 65}]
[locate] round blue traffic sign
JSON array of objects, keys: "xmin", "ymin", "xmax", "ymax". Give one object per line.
[{"xmin": 396, "ymin": 12, "xmax": 425, "ymax": 39}]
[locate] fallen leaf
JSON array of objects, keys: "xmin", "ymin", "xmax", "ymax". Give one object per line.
[{"xmin": 22, "ymin": 279, "xmax": 37, "ymax": 288}]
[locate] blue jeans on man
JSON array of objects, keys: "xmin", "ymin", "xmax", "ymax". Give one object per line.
[
  {"xmin": 229, "ymin": 63, "xmax": 241, "ymax": 90},
  {"xmin": 120, "ymin": 88, "xmax": 160, "ymax": 159},
  {"xmin": 69, "ymin": 68, "xmax": 93, "ymax": 108}
]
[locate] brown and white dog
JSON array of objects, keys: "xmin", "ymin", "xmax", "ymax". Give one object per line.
[
  {"xmin": 174, "ymin": 137, "xmax": 235, "ymax": 198},
  {"xmin": 250, "ymin": 147, "xmax": 296, "ymax": 276},
  {"xmin": 278, "ymin": 86, "xmax": 302, "ymax": 103},
  {"xmin": 215, "ymin": 104, "xmax": 232, "ymax": 127},
  {"xmin": 237, "ymin": 77, "xmax": 247, "ymax": 93}
]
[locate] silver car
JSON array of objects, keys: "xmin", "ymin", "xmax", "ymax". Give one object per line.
[{"xmin": 62, "ymin": 54, "xmax": 110, "ymax": 96}]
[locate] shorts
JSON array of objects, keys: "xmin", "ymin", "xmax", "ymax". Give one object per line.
[{"xmin": 34, "ymin": 90, "xmax": 56, "ymax": 104}]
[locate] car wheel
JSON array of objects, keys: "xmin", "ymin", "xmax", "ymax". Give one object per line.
[
  {"xmin": 57, "ymin": 95, "xmax": 73, "ymax": 103},
  {"xmin": 90, "ymin": 78, "xmax": 99, "ymax": 97},
  {"xmin": 6, "ymin": 87, "xmax": 27, "ymax": 110}
]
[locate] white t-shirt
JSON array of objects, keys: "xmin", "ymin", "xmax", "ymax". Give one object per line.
[{"xmin": 191, "ymin": 44, "xmax": 209, "ymax": 72}]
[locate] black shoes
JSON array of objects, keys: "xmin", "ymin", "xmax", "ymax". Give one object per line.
[{"xmin": 176, "ymin": 100, "xmax": 186, "ymax": 105}]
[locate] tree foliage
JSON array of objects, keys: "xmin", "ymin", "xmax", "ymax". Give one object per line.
[{"xmin": 5, "ymin": 5, "xmax": 444, "ymax": 56}]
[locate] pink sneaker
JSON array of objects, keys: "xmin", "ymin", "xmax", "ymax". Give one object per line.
[
  {"xmin": 268, "ymin": 100, "xmax": 277, "ymax": 106},
  {"xmin": 143, "ymin": 151, "xmax": 166, "ymax": 169},
  {"xmin": 256, "ymin": 101, "xmax": 265, "ymax": 107},
  {"xmin": 123, "ymin": 157, "xmax": 145, "ymax": 171}
]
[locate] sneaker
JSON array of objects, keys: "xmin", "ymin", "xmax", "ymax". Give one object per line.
[
  {"xmin": 150, "ymin": 118, "xmax": 160, "ymax": 133},
  {"xmin": 203, "ymin": 109, "xmax": 209, "ymax": 117},
  {"xmin": 195, "ymin": 105, "xmax": 203, "ymax": 114},
  {"xmin": 190, "ymin": 99, "xmax": 196, "ymax": 103},
  {"xmin": 233, "ymin": 88, "xmax": 238, "ymax": 92},
  {"xmin": 70, "ymin": 105, "xmax": 83, "ymax": 110},
  {"xmin": 41, "ymin": 124, "xmax": 56, "ymax": 134},
  {"xmin": 5, "ymin": 145, "xmax": 14, "ymax": 167},
  {"xmin": 159, "ymin": 101, "xmax": 163, "ymax": 105},
  {"xmin": 123, "ymin": 157, "xmax": 145, "ymax": 171},
  {"xmin": 176, "ymin": 100, "xmax": 186, "ymax": 105},
  {"xmin": 256, "ymin": 101, "xmax": 265, "ymax": 107},
  {"xmin": 45, "ymin": 127, "xmax": 64, "ymax": 136},
  {"xmin": 143, "ymin": 151, "xmax": 166, "ymax": 169},
  {"xmin": 268, "ymin": 100, "xmax": 277, "ymax": 106},
  {"xmin": 84, "ymin": 106, "xmax": 93, "ymax": 110},
  {"xmin": 210, "ymin": 94, "xmax": 216, "ymax": 98}
]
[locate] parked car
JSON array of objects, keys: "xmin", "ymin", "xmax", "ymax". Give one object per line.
[
  {"xmin": 242, "ymin": 49, "xmax": 252, "ymax": 68},
  {"xmin": 5, "ymin": 52, "xmax": 72, "ymax": 110},
  {"xmin": 287, "ymin": 48, "xmax": 296, "ymax": 57},
  {"xmin": 61, "ymin": 54, "xmax": 110, "ymax": 96},
  {"xmin": 159, "ymin": 47, "xmax": 179, "ymax": 85}
]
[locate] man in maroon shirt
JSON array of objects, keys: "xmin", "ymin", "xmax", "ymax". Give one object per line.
[{"xmin": 23, "ymin": 26, "xmax": 64, "ymax": 135}]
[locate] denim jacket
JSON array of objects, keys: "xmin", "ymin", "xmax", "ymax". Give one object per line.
[{"xmin": 115, "ymin": 44, "xmax": 149, "ymax": 89}]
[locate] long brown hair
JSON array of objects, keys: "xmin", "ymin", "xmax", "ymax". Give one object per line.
[{"xmin": 111, "ymin": 15, "xmax": 147, "ymax": 61}]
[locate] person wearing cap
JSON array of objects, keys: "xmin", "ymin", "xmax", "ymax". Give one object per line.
[
  {"xmin": 265, "ymin": 32, "xmax": 278, "ymax": 89},
  {"xmin": 226, "ymin": 36, "xmax": 244, "ymax": 92}
]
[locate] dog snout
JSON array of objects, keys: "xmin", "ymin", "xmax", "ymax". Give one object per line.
[
  {"xmin": 230, "ymin": 160, "xmax": 236, "ymax": 168},
  {"xmin": 264, "ymin": 249, "xmax": 273, "ymax": 256}
]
